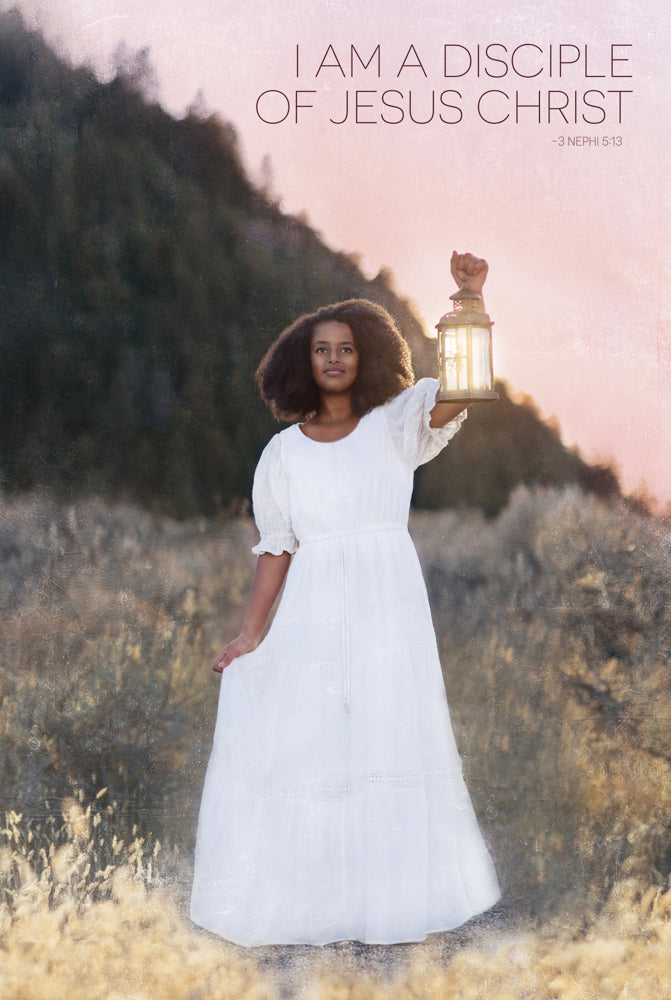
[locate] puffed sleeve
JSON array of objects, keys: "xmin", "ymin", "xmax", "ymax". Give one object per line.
[
  {"xmin": 250, "ymin": 433, "xmax": 298, "ymax": 556},
  {"xmin": 383, "ymin": 377, "xmax": 467, "ymax": 469}
]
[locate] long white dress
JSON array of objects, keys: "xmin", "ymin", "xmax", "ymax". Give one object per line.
[{"xmin": 190, "ymin": 378, "xmax": 500, "ymax": 946}]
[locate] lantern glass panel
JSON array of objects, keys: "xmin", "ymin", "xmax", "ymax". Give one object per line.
[
  {"xmin": 470, "ymin": 325, "xmax": 493, "ymax": 392},
  {"xmin": 440, "ymin": 326, "xmax": 470, "ymax": 393}
]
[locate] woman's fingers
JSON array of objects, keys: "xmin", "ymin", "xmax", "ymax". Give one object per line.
[
  {"xmin": 451, "ymin": 251, "xmax": 488, "ymax": 285},
  {"xmin": 212, "ymin": 643, "xmax": 236, "ymax": 672},
  {"xmin": 451, "ymin": 251, "xmax": 488, "ymax": 294},
  {"xmin": 212, "ymin": 650, "xmax": 229, "ymax": 673},
  {"xmin": 212, "ymin": 634, "xmax": 256, "ymax": 672}
]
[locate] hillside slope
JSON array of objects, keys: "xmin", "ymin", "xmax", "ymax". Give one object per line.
[{"xmin": 0, "ymin": 11, "xmax": 618, "ymax": 516}]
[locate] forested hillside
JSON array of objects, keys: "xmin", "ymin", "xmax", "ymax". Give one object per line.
[{"xmin": 0, "ymin": 10, "xmax": 619, "ymax": 516}]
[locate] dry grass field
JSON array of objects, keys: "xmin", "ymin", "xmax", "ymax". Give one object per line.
[{"xmin": 1, "ymin": 487, "xmax": 670, "ymax": 998}]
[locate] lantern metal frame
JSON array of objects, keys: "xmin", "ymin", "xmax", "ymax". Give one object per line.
[{"xmin": 436, "ymin": 284, "xmax": 499, "ymax": 404}]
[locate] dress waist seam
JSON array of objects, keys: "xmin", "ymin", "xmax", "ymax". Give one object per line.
[{"xmin": 298, "ymin": 523, "xmax": 408, "ymax": 545}]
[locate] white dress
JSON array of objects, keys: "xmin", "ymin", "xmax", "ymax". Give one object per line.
[{"xmin": 190, "ymin": 378, "xmax": 500, "ymax": 946}]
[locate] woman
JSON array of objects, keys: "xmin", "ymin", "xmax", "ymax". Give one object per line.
[{"xmin": 190, "ymin": 252, "xmax": 500, "ymax": 946}]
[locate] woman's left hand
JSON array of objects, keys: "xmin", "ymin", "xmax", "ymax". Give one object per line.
[{"xmin": 450, "ymin": 251, "xmax": 488, "ymax": 297}]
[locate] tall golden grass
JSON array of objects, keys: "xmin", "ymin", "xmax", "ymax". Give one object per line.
[
  {"xmin": 1, "ymin": 486, "xmax": 670, "ymax": 996},
  {"xmin": 2, "ymin": 800, "xmax": 671, "ymax": 998},
  {"xmin": 0, "ymin": 800, "xmax": 276, "ymax": 1000}
]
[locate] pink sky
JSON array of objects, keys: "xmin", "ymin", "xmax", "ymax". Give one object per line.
[{"xmin": 10, "ymin": 0, "xmax": 671, "ymax": 507}]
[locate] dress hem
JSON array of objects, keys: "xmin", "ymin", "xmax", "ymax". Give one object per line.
[{"xmin": 189, "ymin": 892, "xmax": 502, "ymax": 948}]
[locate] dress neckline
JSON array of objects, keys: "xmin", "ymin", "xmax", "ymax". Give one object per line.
[{"xmin": 296, "ymin": 413, "xmax": 365, "ymax": 445}]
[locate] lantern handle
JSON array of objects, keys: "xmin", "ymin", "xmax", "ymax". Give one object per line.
[{"xmin": 449, "ymin": 283, "xmax": 483, "ymax": 304}]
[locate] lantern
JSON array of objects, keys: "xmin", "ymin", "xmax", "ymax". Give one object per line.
[{"xmin": 436, "ymin": 279, "xmax": 498, "ymax": 403}]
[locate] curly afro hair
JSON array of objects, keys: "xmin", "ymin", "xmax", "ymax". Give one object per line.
[{"xmin": 255, "ymin": 299, "xmax": 415, "ymax": 421}]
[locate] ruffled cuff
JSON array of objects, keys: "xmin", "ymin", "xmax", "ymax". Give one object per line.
[
  {"xmin": 385, "ymin": 377, "xmax": 468, "ymax": 468},
  {"xmin": 419, "ymin": 377, "xmax": 468, "ymax": 448},
  {"xmin": 251, "ymin": 533, "xmax": 299, "ymax": 557}
]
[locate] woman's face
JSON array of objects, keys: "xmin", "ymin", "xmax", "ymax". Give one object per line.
[{"xmin": 310, "ymin": 321, "xmax": 359, "ymax": 395}]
